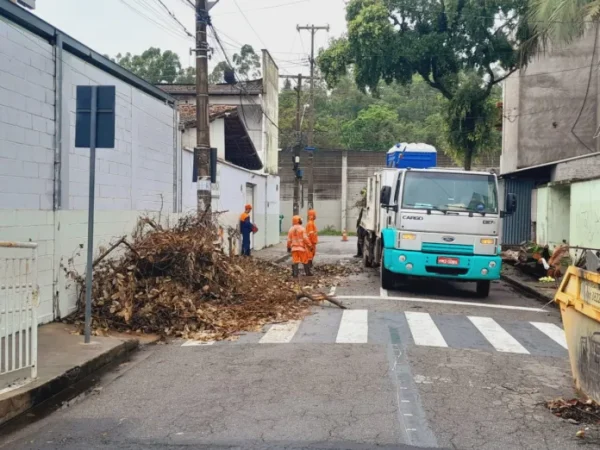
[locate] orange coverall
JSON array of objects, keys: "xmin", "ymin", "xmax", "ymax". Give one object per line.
[
  {"xmin": 305, "ymin": 209, "xmax": 318, "ymax": 264},
  {"xmin": 287, "ymin": 216, "xmax": 312, "ymax": 265}
]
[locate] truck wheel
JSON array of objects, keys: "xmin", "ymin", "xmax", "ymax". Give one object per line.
[
  {"xmin": 381, "ymin": 255, "xmax": 395, "ymax": 290},
  {"xmin": 476, "ymin": 281, "xmax": 491, "ymax": 298}
]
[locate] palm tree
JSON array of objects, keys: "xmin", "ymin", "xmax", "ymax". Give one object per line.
[{"xmin": 530, "ymin": 0, "xmax": 600, "ymax": 46}]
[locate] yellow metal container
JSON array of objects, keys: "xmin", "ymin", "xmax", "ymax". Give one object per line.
[{"xmin": 555, "ymin": 266, "xmax": 600, "ymax": 402}]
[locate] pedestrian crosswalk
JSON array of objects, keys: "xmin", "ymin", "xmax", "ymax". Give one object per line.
[{"xmin": 180, "ymin": 309, "xmax": 568, "ymax": 357}]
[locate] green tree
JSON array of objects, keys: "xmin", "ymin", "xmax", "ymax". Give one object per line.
[
  {"xmin": 341, "ymin": 104, "xmax": 399, "ymax": 150},
  {"xmin": 529, "ymin": 0, "xmax": 599, "ymax": 46},
  {"xmin": 175, "ymin": 66, "xmax": 196, "ymax": 83},
  {"xmin": 208, "ymin": 45, "xmax": 261, "ymax": 84},
  {"xmin": 113, "ymin": 47, "xmax": 182, "ymax": 84},
  {"xmin": 318, "ymin": 0, "xmax": 533, "ymax": 169}
]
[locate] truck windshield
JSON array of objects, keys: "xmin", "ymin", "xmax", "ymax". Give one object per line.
[{"xmin": 402, "ymin": 171, "xmax": 498, "ymax": 214}]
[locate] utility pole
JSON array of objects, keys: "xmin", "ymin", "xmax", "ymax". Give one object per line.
[
  {"xmin": 195, "ymin": 0, "xmax": 211, "ymax": 214},
  {"xmin": 280, "ymin": 74, "xmax": 304, "ymax": 215},
  {"xmin": 297, "ymin": 24, "xmax": 329, "ymax": 210}
]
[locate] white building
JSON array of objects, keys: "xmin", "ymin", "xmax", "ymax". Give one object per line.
[
  {"xmin": 158, "ymin": 54, "xmax": 282, "ymax": 252},
  {"xmin": 0, "ymin": 1, "xmax": 279, "ymax": 324}
]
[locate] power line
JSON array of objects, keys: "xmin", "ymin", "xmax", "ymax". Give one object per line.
[
  {"xmin": 118, "ymin": 0, "xmax": 193, "ymax": 42},
  {"xmin": 213, "ymin": 0, "xmax": 309, "ymax": 16},
  {"xmin": 154, "ymin": 0, "xmax": 195, "ymax": 37},
  {"xmin": 232, "ymin": 0, "xmax": 269, "ymax": 49}
]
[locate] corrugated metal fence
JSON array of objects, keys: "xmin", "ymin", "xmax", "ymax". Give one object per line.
[{"xmin": 502, "ymin": 179, "xmax": 536, "ymax": 245}]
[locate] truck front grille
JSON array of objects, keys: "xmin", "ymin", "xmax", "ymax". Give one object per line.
[{"xmin": 421, "ymin": 243, "xmax": 474, "ymax": 255}]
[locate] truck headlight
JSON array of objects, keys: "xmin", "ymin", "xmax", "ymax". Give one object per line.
[
  {"xmin": 489, "ymin": 261, "xmax": 497, "ymax": 268},
  {"xmin": 480, "ymin": 238, "xmax": 495, "ymax": 245},
  {"xmin": 399, "ymin": 255, "xmax": 407, "ymax": 262},
  {"xmin": 402, "ymin": 233, "xmax": 417, "ymax": 240}
]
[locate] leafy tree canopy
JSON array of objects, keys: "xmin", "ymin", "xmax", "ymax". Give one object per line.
[
  {"xmin": 208, "ymin": 44, "xmax": 261, "ymax": 84},
  {"xmin": 318, "ymin": 0, "xmax": 533, "ymax": 169},
  {"xmin": 111, "ymin": 47, "xmax": 196, "ymax": 84}
]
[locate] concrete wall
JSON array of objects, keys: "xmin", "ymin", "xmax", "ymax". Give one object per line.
[
  {"xmin": 0, "ymin": 17, "xmax": 187, "ymax": 324},
  {"xmin": 182, "ymin": 118, "xmax": 226, "ymax": 160},
  {"xmin": 0, "ymin": 16, "xmax": 55, "ymax": 210},
  {"xmin": 570, "ymin": 178, "xmax": 600, "ymax": 250},
  {"xmin": 61, "ymin": 52, "xmax": 178, "ymax": 212},
  {"xmin": 535, "ymin": 187, "xmax": 549, "ymax": 245},
  {"xmin": 262, "ymin": 50, "xmax": 280, "ymax": 175},
  {"xmin": 537, "ymin": 179, "xmax": 600, "ymax": 251},
  {"xmin": 502, "ymin": 29, "xmax": 600, "ymax": 173},
  {"xmin": 552, "ymin": 154, "xmax": 600, "ymax": 182},
  {"xmin": 182, "ymin": 149, "xmax": 280, "ymax": 252},
  {"xmin": 279, "ymin": 149, "xmax": 500, "ymax": 231}
]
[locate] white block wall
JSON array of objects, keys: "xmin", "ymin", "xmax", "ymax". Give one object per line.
[
  {"xmin": 61, "ymin": 53, "xmax": 177, "ymax": 212},
  {"xmin": 182, "ymin": 152, "xmax": 280, "ymax": 253},
  {"xmin": 0, "ymin": 17, "xmax": 55, "ymax": 210},
  {"xmin": 0, "ymin": 18, "xmax": 186, "ymax": 324}
]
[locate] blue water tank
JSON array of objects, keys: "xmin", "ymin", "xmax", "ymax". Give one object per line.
[{"xmin": 386, "ymin": 143, "xmax": 437, "ymax": 169}]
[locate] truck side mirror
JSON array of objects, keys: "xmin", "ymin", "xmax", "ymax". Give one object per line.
[
  {"xmin": 380, "ymin": 186, "xmax": 391, "ymax": 206},
  {"xmin": 506, "ymin": 193, "xmax": 517, "ymax": 215}
]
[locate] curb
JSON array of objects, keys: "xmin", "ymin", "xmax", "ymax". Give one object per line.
[
  {"xmin": 501, "ymin": 274, "xmax": 555, "ymax": 306},
  {"xmin": 0, "ymin": 339, "xmax": 139, "ymax": 427}
]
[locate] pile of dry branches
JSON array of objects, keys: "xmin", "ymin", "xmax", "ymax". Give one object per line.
[{"xmin": 66, "ymin": 215, "xmax": 313, "ymax": 341}]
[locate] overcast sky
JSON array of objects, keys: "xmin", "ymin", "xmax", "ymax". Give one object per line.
[{"xmin": 33, "ymin": 0, "xmax": 348, "ymax": 77}]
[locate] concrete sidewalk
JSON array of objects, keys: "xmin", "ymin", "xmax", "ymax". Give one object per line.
[
  {"xmin": 501, "ymin": 264, "xmax": 556, "ymax": 304},
  {"xmin": 252, "ymin": 238, "xmax": 289, "ymax": 263},
  {"xmin": 253, "ymin": 236, "xmax": 359, "ymax": 265},
  {"xmin": 0, "ymin": 323, "xmax": 157, "ymax": 426}
]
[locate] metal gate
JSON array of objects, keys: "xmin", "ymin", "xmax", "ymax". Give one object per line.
[
  {"xmin": 502, "ymin": 178, "xmax": 536, "ymax": 245},
  {"xmin": 0, "ymin": 242, "xmax": 38, "ymax": 390}
]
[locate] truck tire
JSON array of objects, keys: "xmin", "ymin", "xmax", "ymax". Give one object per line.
[
  {"xmin": 381, "ymin": 254, "xmax": 395, "ymax": 290},
  {"xmin": 476, "ymin": 281, "xmax": 491, "ymax": 298}
]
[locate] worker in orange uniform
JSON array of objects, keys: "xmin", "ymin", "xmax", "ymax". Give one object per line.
[
  {"xmin": 305, "ymin": 209, "xmax": 318, "ymax": 269},
  {"xmin": 287, "ymin": 215, "xmax": 313, "ymax": 277},
  {"xmin": 240, "ymin": 204, "xmax": 255, "ymax": 256}
]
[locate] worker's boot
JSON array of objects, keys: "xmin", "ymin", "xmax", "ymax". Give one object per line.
[
  {"xmin": 304, "ymin": 263, "xmax": 312, "ymax": 277},
  {"xmin": 292, "ymin": 264, "xmax": 299, "ymax": 278}
]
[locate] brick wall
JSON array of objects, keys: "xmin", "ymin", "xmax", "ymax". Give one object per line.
[{"xmin": 0, "ymin": 18, "xmax": 55, "ymax": 210}]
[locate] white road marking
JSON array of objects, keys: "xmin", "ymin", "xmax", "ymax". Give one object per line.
[
  {"xmin": 405, "ymin": 312, "xmax": 448, "ymax": 348},
  {"xmin": 259, "ymin": 320, "xmax": 301, "ymax": 343},
  {"xmin": 468, "ymin": 316, "xmax": 529, "ymax": 354},
  {"xmin": 329, "ymin": 286, "xmax": 337, "ymax": 296},
  {"xmin": 530, "ymin": 322, "xmax": 568, "ymax": 349},
  {"xmin": 181, "ymin": 340, "xmax": 215, "ymax": 347},
  {"xmin": 401, "ymin": 400, "xmax": 411, "ymax": 403},
  {"xmin": 336, "ymin": 295, "xmax": 546, "ymax": 312},
  {"xmin": 336, "ymin": 309, "xmax": 368, "ymax": 343},
  {"xmin": 380, "ymin": 287, "xmax": 388, "ymax": 298}
]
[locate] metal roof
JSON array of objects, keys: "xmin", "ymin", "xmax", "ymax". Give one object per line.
[{"xmin": 0, "ymin": 0, "xmax": 175, "ymax": 104}]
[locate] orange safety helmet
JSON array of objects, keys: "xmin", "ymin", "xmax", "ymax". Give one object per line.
[
  {"xmin": 308, "ymin": 209, "xmax": 316, "ymax": 220},
  {"xmin": 292, "ymin": 215, "xmax": 302, "ymax": 225},
  {"xmin": 244, "ymin": 204, "xmax": 252, "ymax": 212}
]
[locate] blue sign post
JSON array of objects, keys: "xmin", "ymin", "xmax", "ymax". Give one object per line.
[{"xmin": 75, "ymin": 85, "xmax": 116, "ymax": 343}]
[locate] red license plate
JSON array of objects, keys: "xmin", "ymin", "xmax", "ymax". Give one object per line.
[{"xmin": 438, "ymin": 257, "xmax": 459, "ymax": 266}]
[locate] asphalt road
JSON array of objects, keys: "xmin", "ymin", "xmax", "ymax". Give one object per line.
[{"xmin": 1, "ymin": 237, "xmax": 593, "ymax": 449}]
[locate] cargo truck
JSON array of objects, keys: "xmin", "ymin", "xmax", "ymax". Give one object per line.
[{"xmin": 360, "ymin": 144, "xmax": 517, "ymax": 298}]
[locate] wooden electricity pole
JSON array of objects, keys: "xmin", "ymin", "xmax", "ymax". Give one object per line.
[
  {"xmin": 195, "ymin": 0, "xmax": 211, "ymax": 214},
  {"xmin": 297, "ymin": 24, "xmax": 329, "ymax": 210}
]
